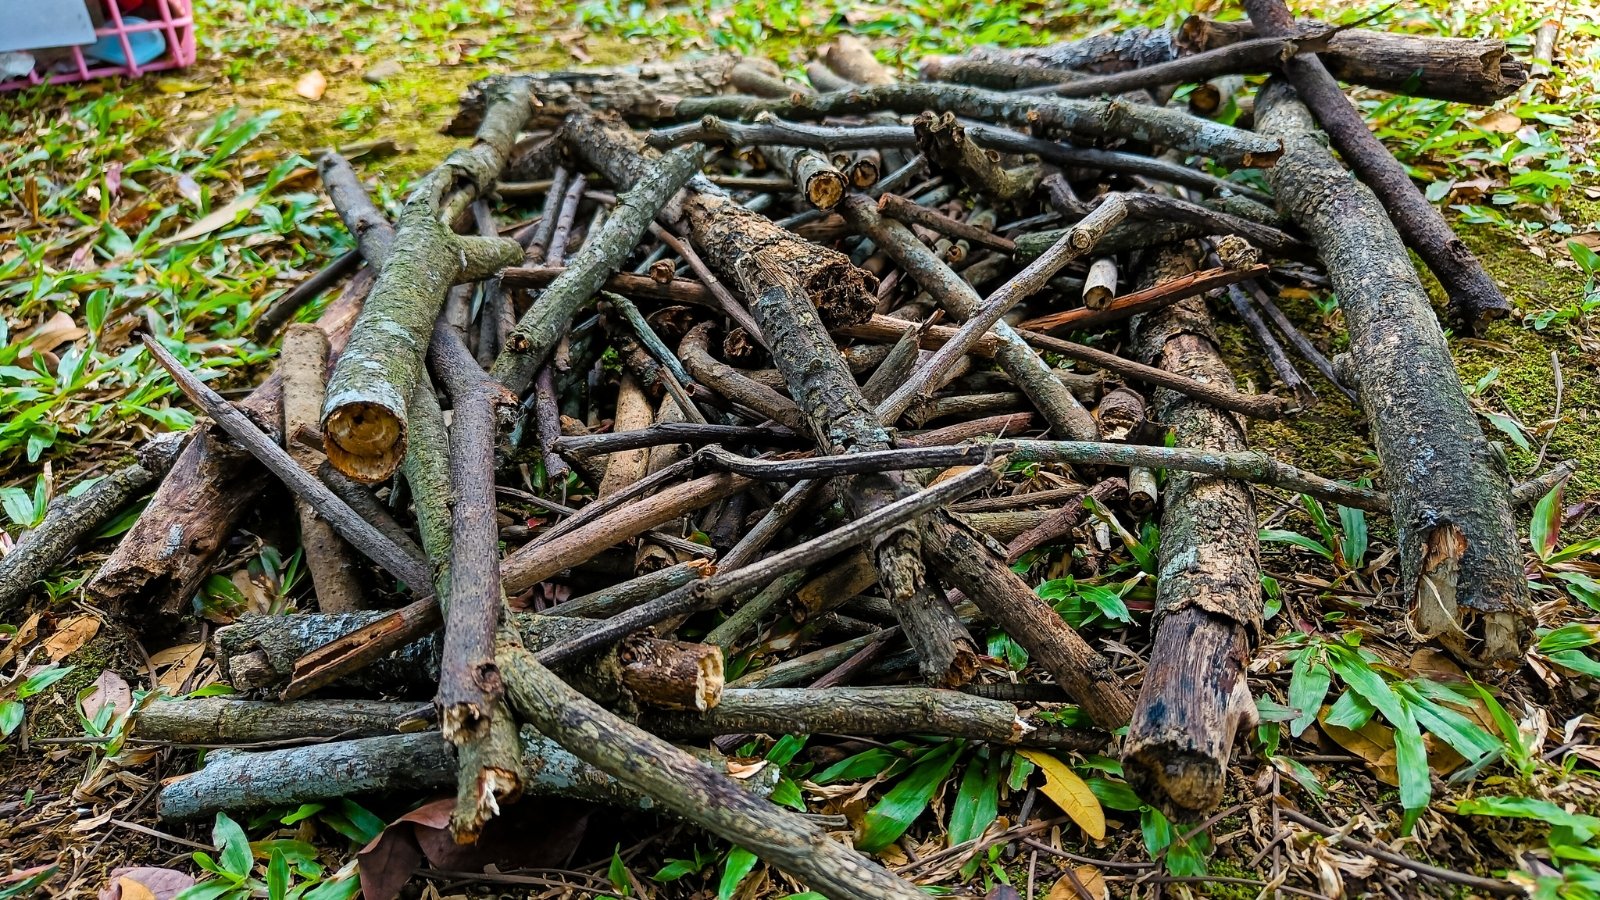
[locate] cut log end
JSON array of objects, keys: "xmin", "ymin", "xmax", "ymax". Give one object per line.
[
  {"xmin": 1409, "ymin": 522, "xmax": 1527, "ymax": 667},
  {"xmin": 1123, "ymin": 743, "xmax": 1227, "ymax": 816},
  {"xmin": 804, "ymin": 169, "xmax": 848, "ymax": 210},
  {"xmin": 322, "ymin": 400, "xmax": 406, "ymax": 484},
  {"xmin": 620, "ymin": 638, "xmax": 727, "ymax": 711}
]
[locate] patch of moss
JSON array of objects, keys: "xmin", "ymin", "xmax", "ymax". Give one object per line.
[
  {"xmin": 1200, "ymin": 858, "xmax": 1264, "ymax": 900},
  {"xmin": 26, "ymin": 632, "xmax": 132, "ymax": 741}
]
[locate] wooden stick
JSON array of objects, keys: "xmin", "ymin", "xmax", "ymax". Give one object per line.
[
  {"xmin": 736, "ymin": 253, "xmax": 979, "ymax": 687},
  {"xmin": 281, "ymin": 324, "xmax": 366, "ymax": 613},
  {"xmin": 321, "ymin": 82, "xmax": 530, "ymax": 483},
  {"xmin": 840, "ymin": 193, "xmax": 1100, "ymax": 440},
  {"xmin": 693, "ymin": 441, "xmax": 1384, "ymax": 510},
  {"xmin": 493, "ymin": 143, "xmax": 706, "ymax": 396}
]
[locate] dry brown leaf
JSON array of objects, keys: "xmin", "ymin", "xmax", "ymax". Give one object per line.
[
  {"xmin": 1046, "ymin": 865, "xmax": 1106, "ymax": 900},
  {"xmin": 83, "ymin": 670, "xmax": 132, "ymax": 722},
  {"xmin": 40, "ymin": 614, "xmax": 101, "ymax": 661},
  {"xmin": 22, "ymin": 312, "xmax": 87, "ymax": 358},
  {"xmin": 0, "ymin": 612, "xmax": 41, "ymax": 669},
  {"xmin": 99, "ymin": 867, "xmax": 194, "ymax": 900},
  {"xmin": 295, "ymin": 70, "xmax": 327, "ymax": 100},
  {"xmin": 1472, "ymin": 109, "xmax": 1522, "ymax": 134},
  {"xmin": 152, "ymin": 643, "xmax": 204, "ymax": 695},
  {"xmin": 114, "ymin": 877, "xmax": 157, "ymax": 900}
]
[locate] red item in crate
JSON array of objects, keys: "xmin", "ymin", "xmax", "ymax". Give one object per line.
[{"xmin": 0, "ymin": 0, "xmax": 196, "ymax": 92}]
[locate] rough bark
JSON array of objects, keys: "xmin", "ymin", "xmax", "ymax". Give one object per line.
[
  {"xmin": 644, "ymin": 687, "xmax": 1101, "ymax": 750},
  {"xmin": 677, "ymin": 322, "xmax": 807, "ymax": 431},
  {"xmin": 737, "ymin": 254, "xmax": 979, "ymax": 687},
  {"xmin": 281, "ymin": 324, "xmax": 365, "ymax": 613},
  {"xmin": 971, "ymin": 19, "xmax": 1526, "ymax": 104},
  {"xmin": 1120, "ymin": 242, "xmax": 1261, "ymax": 818},
  {"xmin": 427, "ymin": 325, "xmax": 525, "ymax": 841},
  {"xmin": 913, "ymin": 111, "xmax": 1040, "ymax": 204},
  {"xmin": 0, "ymin": 435, "xmax": 182, "ymax": 618},
  {"xmin": 596, "ymin": 374, "xmax": 655, "ymax": 499},
  {"xmin": 668, "ymin": 84, "xmax": 1284, "ymax": 169},
  {"xmin": 136, "ymin": 698, "xmax": 415, "ymax": 743},
  {"xmin": 497, "ymin": 643, "xmax": 929, "ymax": 900},
  {"xmin": 1256, "ymin": 79, "xmax": 1529, "ymax": 665},
  {"xmin": 1243, "ymin": 1, "xmax": 1512, "ymax": 327},
  {"xmin": 156, "ymin": 730, "xmax": 693, "ymax": 821},
  {"xmin": 1177, "ymin": 16, "xmax": 1527, "ymax": 104},
  {"xmin": 322, "ymin": 82, "xmax": 530, "ymax": 483}
]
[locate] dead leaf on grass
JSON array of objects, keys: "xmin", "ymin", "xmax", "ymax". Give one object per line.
[
  {"xmin": 99, "ymin": 867, "xmax": 194, "ymax": 900},
  {"xmin": 40, "ymin": 614, "xmax": 101, "ymax": 661},
  {"xmin": 83, "ymin": 670, "xmax": 132, "ymax": 722}
]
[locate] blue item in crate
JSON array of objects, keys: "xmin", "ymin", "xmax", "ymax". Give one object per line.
[{"xmin": 85, "ymin": 16, "xmax": 166, "ymax": 66}]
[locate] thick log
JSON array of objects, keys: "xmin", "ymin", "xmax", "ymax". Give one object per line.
[
  {"xmin": 156, "ymin": 730, "xmax": 709, "ymax": 821},
  {"xmin": 1177, "ymin": 16, "xmax": 1527, "ymax": 104},
  {"xmin": 136, "ymin": 698, "xmax": 414, "ymax": 743},
  {"xmin": 1255, "ymin": 79, "xmax": 1529, "ymax": 664},
  {"xmin": 971, "ymin": 19, "xmax": 1526, "ymax": 104},
  {"xmin": 1243, "ymin": 1, "xmax": 1511, "ymax": 327},
  {"xmin": 1122, "ymin": 242, "xmax": 1261, "ymax": 817},
  {"xmin": 321, "ymin": 81, "xmax": 530, "ymax": 483},
  {"xmin": 0, "ymin": 435, "xmax": 182, "ymax": 618}
]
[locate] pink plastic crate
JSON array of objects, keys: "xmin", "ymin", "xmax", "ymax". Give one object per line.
[{"xmin": 0, "ymin": 0, "xmax": 196, "ymax": 92}]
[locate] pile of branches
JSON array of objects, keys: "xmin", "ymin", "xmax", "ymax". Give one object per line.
[{"xmin": 0, "ymin": 4, "xmax": 1570, "ymax": 895}]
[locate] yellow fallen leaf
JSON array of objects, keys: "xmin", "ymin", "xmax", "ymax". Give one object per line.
[
  {"xmin": 1046, "ymin": 865, "xmax": 1106, "ymax": 900},
  {"xmin": 295, "ymin": 70, "xmax": 327, "ymax": 101},
  {"xmin": 1017, "ymin": 750, "xmax": 1105, "ymax": 840},
  {"xmin": 40, "ymin": 614, "xmax": 100, "ymax": 661}
]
